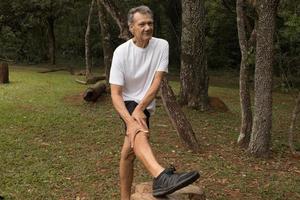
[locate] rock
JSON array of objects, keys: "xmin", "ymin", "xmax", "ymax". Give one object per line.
[
  {"xmin": 209, "ymin": 96, "xmax": 229, "ymax": 112},
  {"xmin": 131, "ymin": 182, "xmax": 205, "ymax": 200}
]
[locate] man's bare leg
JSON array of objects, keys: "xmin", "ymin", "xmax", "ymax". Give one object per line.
[
  {"xmin": 119, "ymin": 132, "xmax": 164, "ymax": 199},
  {"xmin": 129, "ymin": 131, "xmax": 199, "ymax": 198},
  {"xmin": 133, "ymin": 132, "xmax": 164, "ymax": 177},
  {"xmin": 120, "ymin": 137, "xmax": 136, "ymax": 200}
]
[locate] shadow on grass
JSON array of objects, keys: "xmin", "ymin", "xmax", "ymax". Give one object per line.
[{"xmin": 0, "ymin": 196, "xmax": 4, "ymax": 200}]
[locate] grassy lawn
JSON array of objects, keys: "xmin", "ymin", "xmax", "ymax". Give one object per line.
[{"xmin": 0, "ymin": 66, "xmax": 299, "ymax": 200}]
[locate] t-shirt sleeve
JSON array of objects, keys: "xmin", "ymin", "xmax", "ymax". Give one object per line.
[
  {"xmin": 109, "ymin": 49, "xmax": 124, "ymax": 86},
  {"xmin": 157, "ymin": 41, "xmax": 169, "ymax": 73}
]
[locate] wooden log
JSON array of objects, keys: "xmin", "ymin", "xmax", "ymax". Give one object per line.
[
  {"xmin": 0, "ymin": 62, "xmax": 9, "ymax": 84},
  {"xmin": 86, "ymin": 76, "xmax": 106, "ymax": 84},
  {"xmin": 0, "ymin": 57, "xmax": 14, "ymax": 62},
  {"xmin": 83, "ymin": 81, "xmax": 106, "ymax": 101},
  {"xmin": 76, "ymin": 76, "xmax": 106, "ymax": 85},
  {"xmin": 74, "ymin": 70, "xmax": 86, "ymax": 76},
  {"xmin": 38, "ymin": 67, "xmax": 68, "ymax": 73},
  {"xmin": 131, "ymin": 182, "xmax": 205, "ymax": 200}
]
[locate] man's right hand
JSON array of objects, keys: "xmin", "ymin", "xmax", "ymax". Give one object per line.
[{"xmin": 126, "ymin": 120, "xmax": 149, "ymax": 148}]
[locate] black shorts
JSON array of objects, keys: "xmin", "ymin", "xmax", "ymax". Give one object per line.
[{"xmin": 123, "ymin": 101, "xmax": 150, "ymax": 131}]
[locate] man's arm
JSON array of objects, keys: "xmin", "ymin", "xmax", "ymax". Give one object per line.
[
  {"xmin": 111, "ymin": 84, "xmax": 135, "ymax": 124},
  {"xmin": 132, "ymin": 71, "xmax": 166, "ymax": 126},
  {"xmin": 111, "ymin": 84, "xmax": 148, "ymax": 148}
]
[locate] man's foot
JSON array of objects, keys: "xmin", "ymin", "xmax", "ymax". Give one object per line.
[{"xmin": 152, "ymin": 167, "xmax": 200, "ymax": 197}]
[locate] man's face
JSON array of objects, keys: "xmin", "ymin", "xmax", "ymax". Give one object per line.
[{"xmin": 130, "ymin": 12, "xmax": 153, "ymax": 42}]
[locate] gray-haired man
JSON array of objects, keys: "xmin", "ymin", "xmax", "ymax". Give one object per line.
[{"xmin": 109, "ymin": 5, "xmax": 200, "ymax": 199}]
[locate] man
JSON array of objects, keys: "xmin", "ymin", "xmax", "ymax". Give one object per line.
[{"xmin": 109, "ymin": 5, "xmax": 200, "ymax": 199}]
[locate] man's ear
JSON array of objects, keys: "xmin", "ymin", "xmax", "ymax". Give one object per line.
[{"xmin": 129, "ymin": 24, "xmax": 134, "ymax": 34}]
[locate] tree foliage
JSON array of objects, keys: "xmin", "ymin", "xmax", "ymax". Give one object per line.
[
  {"xmin": 0, "ymin": 0, "xmax": 298, "ymax": 77},
  {"xmin": 0, "ymin": 0, "xmax": 75, "ymax": 63},
  {"xmin": 276, "ymin": 0, "xmax": 300, "ymax": 88}
]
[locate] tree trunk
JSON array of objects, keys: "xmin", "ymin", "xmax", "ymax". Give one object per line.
[
  {"xmin": 0, "ymin": 62, "xmax": 9, "ymax": 84},
  {"xmin": 248, "ymin": 0, "xmax": 280, "ymax": 157},
  {"xmin": 96, "ymin": 0, "xmax": 113, "ymax": 85},
  {"xmin": 47, "ymin": 16, "xmax": 56, "ymax": 65},
  {"xmin": 180, "ymin": 0, "xmax": 209, "ymax": 111},
  {"xmin": 98, "ymin": 0, "xmax": 200, "ymax": 151},
  {"xmin": 236, "ymin": 0, "xmax": 254, "ymax": 148},
  {"xmin": 161, "ymin": 78, "xmax": 200, "ymax": 152},
  {"xmin": 166, "ymin": 0, "xmax": 181, "ymax": 68},
  {"xmin": 97, "ymin": 0, "xmax": 131, "ymax": 40},
  {"xmin": 85, "ymin": 0, "xmax": 95, "ymax": 80},
  {"xmin": 289, "ymin": 91, "xmax": 300, "ymax": 156}
]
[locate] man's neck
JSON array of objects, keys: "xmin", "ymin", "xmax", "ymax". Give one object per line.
[{"xmin": 133, "ymin": 38, "xmax": 150, "ymax": 48}]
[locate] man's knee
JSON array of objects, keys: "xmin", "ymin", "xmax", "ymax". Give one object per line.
[
  {"xmin": 121, "ymin": 149, "xmax": 136, "ymax": 162},
  {"xmin": 133, "ymin": 131, "xmax": 150, "ymax": 140}
]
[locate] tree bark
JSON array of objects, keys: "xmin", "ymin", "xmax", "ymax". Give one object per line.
[
  {"xmin": 166, "ymin": 0, "xmax": 182, "ymax": 68},
  {"xmin": 97, "ymin": 0, "xmax": 131, "ymax": 40},
  {"xmin": 47, "ymin": 16, "xmax": 56, "ymax": 65},
  {"xmin": 180, "ymin": 0, "xmax": 209, "ymax": 111},
  {"xmin": 248, "ymin": 0, "xmax": 280, "ymax": 157},
  {"xmin": 289, "ymin": 91, "xmax": 300, "ymax": 156},
  {"xmin": 96, "ymin": 0, "xmax": 113, "ymax": 85},
  {"xmin": 161, "ymin": 78, "xmax": 200, "ymax": 152},
  {"xmin": 98, "ymin": 0, "xmax": 200, "ymax": 151},
  {"xmin": 85, "ymin": 0, "xmax": 95, "ymax": 80},
  {"xmin": 0, "ymin": 62, "xmax": 9, "ymax": 84},
  {"xmin": 236, "ymin": 0, "xmax": 254, "ymax": 148}
]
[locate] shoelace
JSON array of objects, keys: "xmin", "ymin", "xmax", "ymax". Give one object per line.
[{"xmin": 165, "ymin": 164, "xmax": 176, "ymax": 175}]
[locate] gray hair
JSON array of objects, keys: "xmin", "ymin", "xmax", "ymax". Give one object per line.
[{"xmin": 127, "ymin": 5, "xmax": 153, "ymax": 25}]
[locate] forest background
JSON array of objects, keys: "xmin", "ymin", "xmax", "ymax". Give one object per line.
[
  {"xmin": 0, "ymin": 0, "xmax": 299, "ymax": 199},
  {"xmin": 0, "ymin": 0, "xmax": 298, "ymax": 76}
]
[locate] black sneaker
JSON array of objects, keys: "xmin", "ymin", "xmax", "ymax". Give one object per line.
[{"xmin": 152, "ymin": 166, "xmax": 200, "ymax": 197}]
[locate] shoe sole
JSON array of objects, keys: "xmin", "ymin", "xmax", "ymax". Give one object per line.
[{"xmin": 152, "ymin": 171, "xmax": 200, "ymax": 197}]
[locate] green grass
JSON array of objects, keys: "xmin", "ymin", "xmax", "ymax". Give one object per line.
[{"xmin": 0, "ymin": 66, "xmax": 299, "ymax": 199}]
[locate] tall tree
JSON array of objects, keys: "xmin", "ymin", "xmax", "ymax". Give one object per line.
[
  {"xmin": 289, "ymin": 91, "xmax": 300, "ymax": 156},
  {"xmin": 98, "ymin": 0, "xmax": 200, "ymax": 152},
  {"xmin": 236, "ymin": 0, "xmax": 256, "ymax": 147},
  {"xmin": 85, "ymin": 0, "xmax": 95, "ymax": 79},
  {"xmin": 164, "ymin": 0, "xmax": 182, "ymax": 68},
  {"xmin": 97, "ymin": 0, "xmax": 130, "ymax": 40},
  {"xmin": 96, "ymin": 0, "xmax": 113, "ymax": 85},
  {"xmin": 180, "ymin": 0, "xmax": 209, "ymax": 111},
  {"xmin": 47, "ymin": 15, "xmax": 56, "ymax": 65},
  {"xmin": 0, "ymin": 0, "xmax": 49, "ymax": 62},
  {"xmin": 248, "ymin": 0, "xmax": 280, "ymax": 157},
  {"xmin": 33, "ymin": 0, "xmax": 74, "ymax": 65}
]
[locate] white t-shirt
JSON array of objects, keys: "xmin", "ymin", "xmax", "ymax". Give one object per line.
[{"xmin": 109, "ymin": 37, "xmax": 169, "ymax": 113}]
